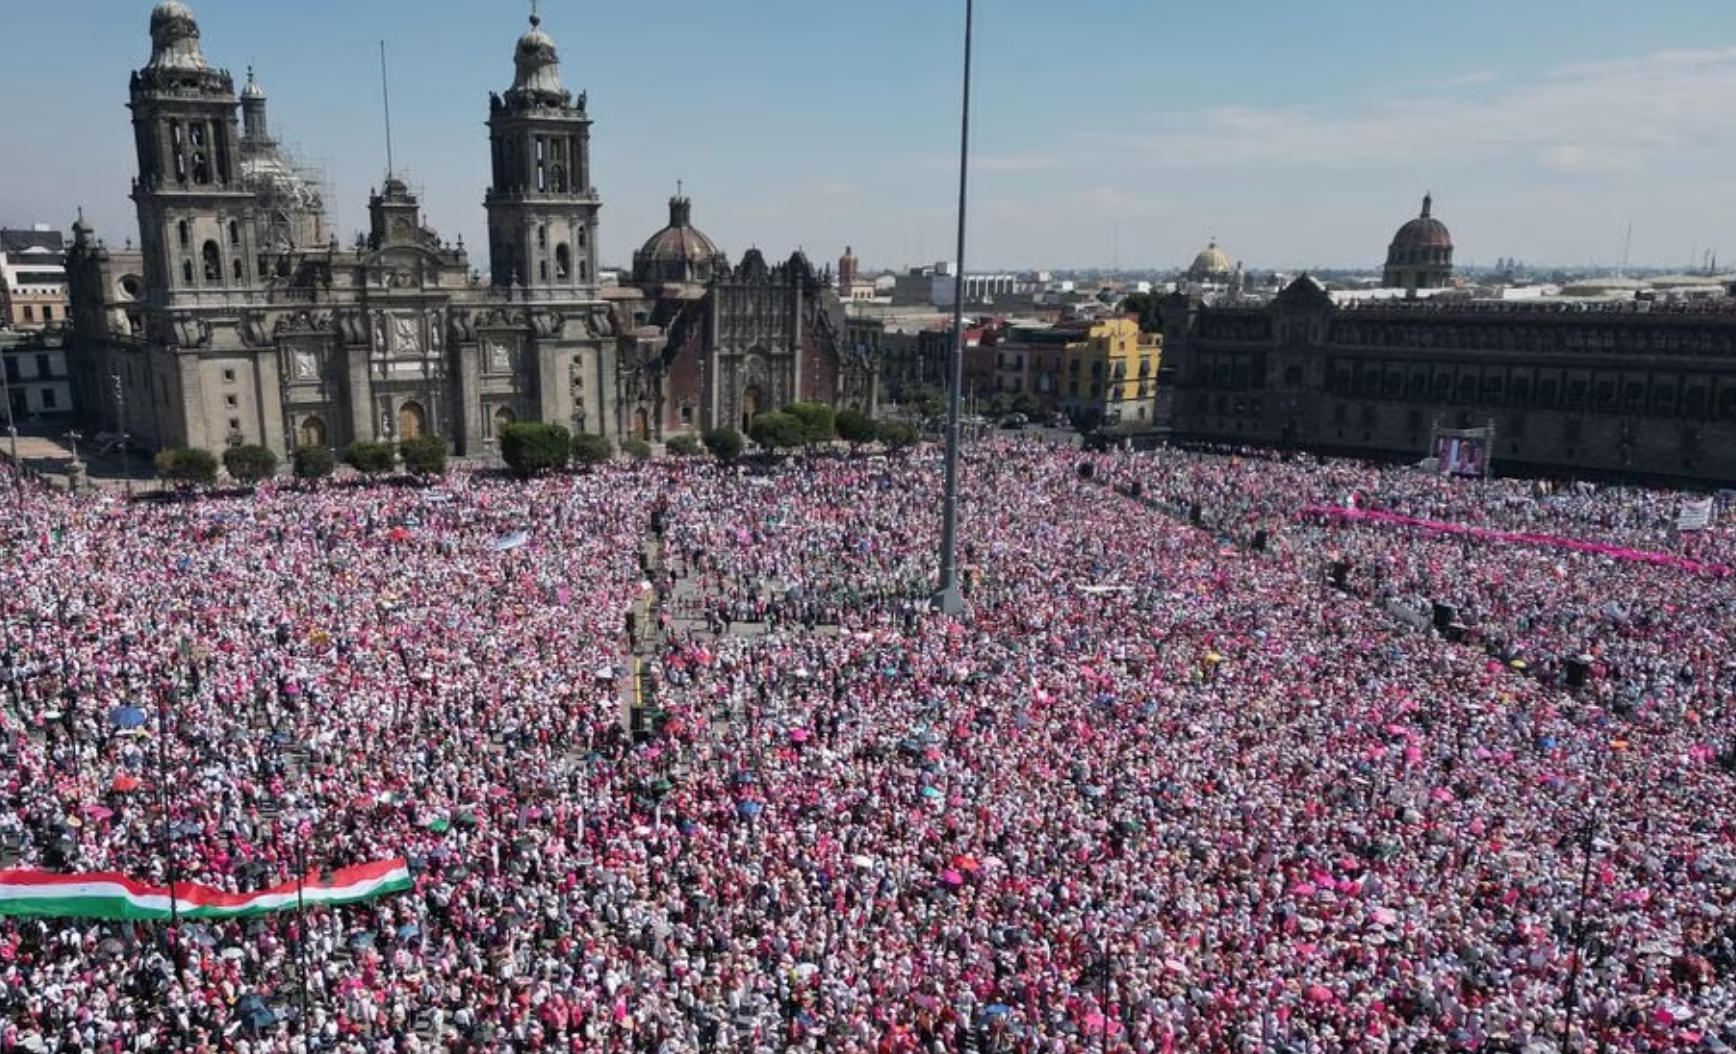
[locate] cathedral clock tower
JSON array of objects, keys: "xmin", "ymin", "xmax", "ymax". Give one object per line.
[
  {"xmin": 128, "ymin": 1, "xmax": 259, "ymax": 308},
  {"xmin": 483, "ymin": 13, "xmax": 600, "ymax": 296}
]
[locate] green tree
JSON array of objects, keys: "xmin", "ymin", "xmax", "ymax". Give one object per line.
[
  {"xmin": 875, "ymin": 420, "xmax": 920, "ymax": 452},
  {"xmin": 665, "ymin": 432, "xmax": 703, "ymax": 458},
  {"xmin": 570, "ymin": 432, "xmax": 614, "ymax": 465},
  {"xmin": 909, "ymin": 386, "xmax": 946, "ymax": 421},
  {"xmin": 1011, "ymin": 392, "xmax": 1045, "ymax": 419},
  {"xmin": 834, "ymin": 408, "xmax": 877, "ymax": 446},
  {"xmin": 701, "ymin": 426, "xmax": 744, "ymax": 463},
  {"xmin": 221, "ymin": 444, "xmax": 279, "ymax": 486},
  {"xmin": 499, "ymin": 422, "xmax": 571, "ymax": 476},
  {"xmin": 748, "ymin": 411, "xmax": 806, "ymax": 453},
  {"xmin": 344, "ymin": 439, "xmax": 396, "ymax": 477},
  {"xmin": 399, "ymin": 434, "xmax": 448, "ymax": 476},
  {"xmin": 1119, "ymin": 292, "xmax": 1165, "ymax": 335},
  {"xmin": 154, "ymin": 447, "xmax": 219, "ymax": 488},
  {"xmin": 781, "ymin": 402, "xmax": 836, "ymax": 447},
  {"xmin": 292, "ymin": 444, "xmax": 336, "ymax": 481},
  {"xmin": 620, "ymin": 437, "xmax": 653, "ymax": 462}
]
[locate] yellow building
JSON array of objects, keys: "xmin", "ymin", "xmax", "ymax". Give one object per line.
[{"xmin": 1059, "ymin": 316, "xmax": 1160, "ymax": 429}]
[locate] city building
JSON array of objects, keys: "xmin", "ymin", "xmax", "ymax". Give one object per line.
[
  {"xmin": 1162, "ymin": 262, "xmax": 1736, "ymax": 483},
  {"xmin": 0, "ymin": 226, "xmax": 70, "ymax": 331},
  {"xmin": 0, "ymin": 327, "xmax": 73, "ymax": 422},
  {"xmin": 65, "ymin": 2, "xmax": 870, "ymax": 458}
]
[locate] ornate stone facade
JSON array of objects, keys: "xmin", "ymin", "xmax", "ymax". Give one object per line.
[
  {"xmin": 1162, "ymin": 276, "xmax": 1736, "ymax": 482},
  {"xmin": 66, "ymin": 5, "xmax": 615, "ymax": 458},
  {"xmin": 66, "ymin": 3, "xmax": 874, "ymax": 457}
]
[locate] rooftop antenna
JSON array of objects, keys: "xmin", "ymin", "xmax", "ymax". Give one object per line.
[{"xmin": 379, "ymin": 40, "xmax": 395, "ymax": 179}]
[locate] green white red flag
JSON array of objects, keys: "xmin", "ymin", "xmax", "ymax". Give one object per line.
[{"xmin": 0, "ymin": 858, "xmax": 412, "ymax": 921}]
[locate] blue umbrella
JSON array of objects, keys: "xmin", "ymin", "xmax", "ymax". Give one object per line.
[
  {"xmin": 110, "ymin": 706, "xmax": 148, "ymax": 730},
  {"xmin": 736, "ymin": 801, "xmax": 764, "ymax": 818}
]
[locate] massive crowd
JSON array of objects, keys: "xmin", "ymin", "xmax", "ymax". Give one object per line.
[{"xmin": 0, "ymin": 438, "xmax": 1733, "ymax": 1053}]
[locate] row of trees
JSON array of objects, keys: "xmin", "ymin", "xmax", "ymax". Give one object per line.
[
  {"xmin": 745, "ymin": 403, "xmax": 917, "ymax": 453},
  {"xmin": 153, "ymin": 434, "xmax": 450, "ymax": 487},
  {"xmin": 149, "ymin": 405, "xmax": 921, "ymax": 488}
]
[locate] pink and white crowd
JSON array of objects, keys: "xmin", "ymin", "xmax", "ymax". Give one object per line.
[{"xmin": 0, "ymin": 439, "xmax": 1733, "ymax": 1053}]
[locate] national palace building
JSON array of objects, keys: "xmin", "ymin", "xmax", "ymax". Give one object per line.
[{"xmin": 1161, "ymin": 197, "xmax": 1736, "ymax": 484}]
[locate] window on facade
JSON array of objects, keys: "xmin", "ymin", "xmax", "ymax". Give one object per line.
[
  {"xmin": 232, "ymin": 258, "xmax": 243, "ymax": 281},
  {"xmin": 539, "ymin": 260, "xmax": 549, "ymax": 282},
  {"xmin": 535, "ymin": 137, "xmax": 547, "ymax": 193},
  {"xmin": 224, "ymin": 394, "xmax": 238, "ymax": 409},
  {"xmin": 42, "ymin": 389, "xmax": 56, "ymax": 409},
  {"xmin": 178, "ymin": 220, "xmax": 190, "ymax": 248},
  {"xmin": 1593, "ymin": 381, "xmax": 1615, "ymax": 409},
  {"xmin": 1684, "ymin": 387, "xmax": 1708, "ymax": 416},
  {"xmin": 228, "ymin": 220, "xmax": 240, "ymax": 247},
  {"xmin": 202, "ymin": 241, "xmax": 222, "ymax": 282},
  {"xmin": 182, "ymin": 260, "xmax": 194, "ymax": 285},
  {"xmin": 555, "ymin": 244, "xmax": 571, "ymax": 280},
  {"xmin": 222, "ymin": 368, "xmax": 236, "ymax": 383},
  {"xmin": 536, "ymin": 226, "xmax": 547, "ymax": 249},
  {"xmin": 35, "ymin": 354, "xmax": 50, "ymax": 377},
  {"xmin": 22, "ymin": 307, "xmax": 33, "ymax": 322},
  {"xmin": 171, "ymin": 122, "xmax": 187, "ymax": 182}
]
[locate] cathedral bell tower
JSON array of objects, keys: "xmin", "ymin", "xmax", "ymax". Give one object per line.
[
  {"xmin": 128, "ymin": 1, "xmax": 259, "ymax": 308},
  {"xmin": 484, "ymin": 13, "xmax": 600, "ymax": 296}
]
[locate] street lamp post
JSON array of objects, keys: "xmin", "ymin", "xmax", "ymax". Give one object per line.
[
  {"xmin": 0, "ymin": 355, "xmax": 19, "ymax": 507},
  {"xmin": 932, "ymin": 0, "xmax": 974, "ymax": 615},
  {"xmin": 111, "ymin": 373, "xmax": 131, "ymax": 493}
]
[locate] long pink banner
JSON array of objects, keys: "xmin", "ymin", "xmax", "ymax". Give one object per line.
[{"xmin": 1298, "ymin": 505, "xmax": 1731, "ymax": 577}]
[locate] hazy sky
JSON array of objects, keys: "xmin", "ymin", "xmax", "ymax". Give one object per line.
[{"xmin": 4, "ymin": 1, "xmax": 1736, "ymax": 272}]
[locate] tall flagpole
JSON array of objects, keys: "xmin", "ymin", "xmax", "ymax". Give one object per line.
[{"xmin": 932, "ymin": 0, "xmax": 974, "ymax": 615}]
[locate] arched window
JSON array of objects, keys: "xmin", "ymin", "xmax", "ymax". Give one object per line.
[
  {"xmin": 231, "ymin": 257, "xmax": 243, "ymax": 281},
  {"xmin": 555, "ymin": 244, "xmax": 571, "ymax": 280},
  {"xmin": 228, "ymin": 220, "xmax": 240, "ymax": 247},
  {"xmin": 577, "ymin": 228, "xmax": 586, "ymax": 248},
  {"xmin": 182, "ymin": 259, "xmax": 194, "ymax": 285},
  {"xmin": 202, "ymin": 241, "xmax": 222, "ymax": 282},
  {"xmin": 299, "ymin": 416, "xmax": 327, "ymax": 448},
  {"xmin": 177, "ymin": 220, "xmax": 190, "ymax": 248}
]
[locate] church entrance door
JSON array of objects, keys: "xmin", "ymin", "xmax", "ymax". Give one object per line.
[
  {"xmin": 398, "ymin": 401, "xmax": 426, "ymax": 441},
  {"xmin": 740, "ymin": 386, "xmax": 763, "ymax": 434}
]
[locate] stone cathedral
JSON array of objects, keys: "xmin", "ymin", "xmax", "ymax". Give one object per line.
[{"xmin": 66, "ymin": 2, "xmax": 875, "ymax": 458}]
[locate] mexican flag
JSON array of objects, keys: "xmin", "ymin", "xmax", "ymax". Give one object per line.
[{"xmin": 0, "ymin": 858, "xmax": 412, "ymax": 921}]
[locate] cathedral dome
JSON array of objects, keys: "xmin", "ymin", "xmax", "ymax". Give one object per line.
[
  {"xmin": 240, "ymin": 66, "xmax": 265, "ymax": 100},
  {"xmin": 632, "ymin": 196, "xmax": 727, "ymax": 286},
  {"xmin": 1187, "ymin": 239, "xmax": 1232, "ymax": 279},
  {"xmin": 1389, "ymin": 194, "xmax": 1452, "ymax": 251},
  {"xmin": 1383, "ymin": 193, "xmax": 1454, "ymax": 291},
  {"xmin": 147, "ymin": 1, "xmax": 209, "ymax": 71}
]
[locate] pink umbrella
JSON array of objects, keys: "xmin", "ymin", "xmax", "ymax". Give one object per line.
[
  {"xmin": 1305, "ymin": 985, "xmax": 1335, "ymax": 1003},
  {"xmin": 789, "ymin": 728, "xmax": 811, "ymax": 743},
  {"xmin": 941, "ymin": 869, "xmax": 964, "ymax": 886}
]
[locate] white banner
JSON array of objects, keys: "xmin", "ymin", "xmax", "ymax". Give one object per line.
[{"xmin": 1678, "ymin": 498, "xmax": 1715, "ymax": 532}]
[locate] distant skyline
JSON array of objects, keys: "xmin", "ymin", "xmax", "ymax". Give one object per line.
[{"xmin": 4, "ymin": 2, "xmax": 1736, "ymax": 273}]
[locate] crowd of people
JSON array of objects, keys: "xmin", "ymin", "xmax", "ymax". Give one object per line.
[{"xmin": 0, "ymin": 438, "xmax": 1732, "ymax": 1053}]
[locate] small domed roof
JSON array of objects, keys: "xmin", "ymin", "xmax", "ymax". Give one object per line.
[
  {"xmin": 241, "ymin": 66, "xmax": 265, "ymax": 100},
  {"xmin": 508, "ymin": 14, "xmax": 566, "ymax": 100},
  {"xmin": 633, "ymin": 196, "xmax": 726, "ymax": 285},
  {"xmin": 1390, "ymin": 194, "xmax": 1452, "ymax": 250},
  {"xmin": 147, "ymin": 1, "xmax": 208, "ymax": 71},
  {"xmin": 1189, "ymin": 240, "xmax": 1233, "ymax": 276}
]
